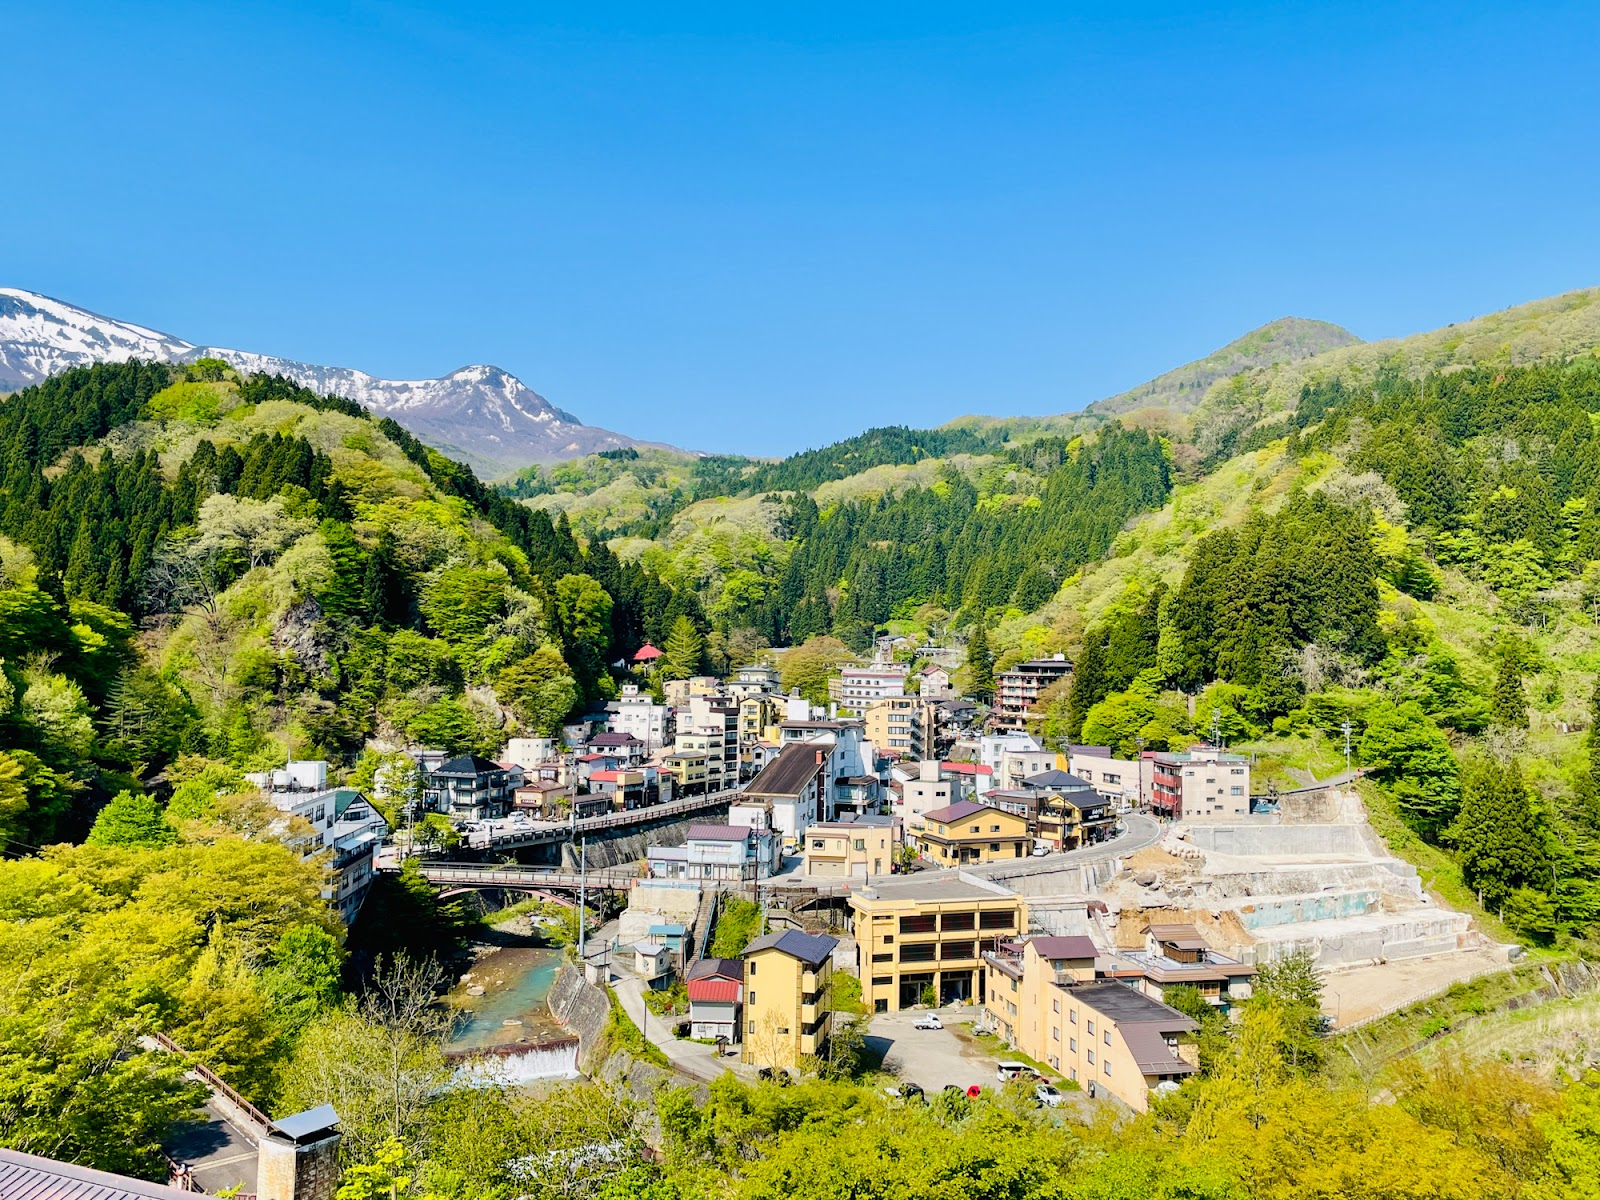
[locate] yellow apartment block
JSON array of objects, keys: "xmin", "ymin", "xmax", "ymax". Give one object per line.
[
  {"xmin": 802, "ymin": 816, "xmax": 896, "ymax": 880},
  {"xmin": 917, "ymin": 800, "xmax": 1033, "ymax": 864},
  {"xmin": 848, "ymin": 874, "xmax": 1026, "ymax": 1012},
  {"xmin": 740, "ymin": 929, "xmax": 838, "ymax": 1070},
  {"xmin": 983, "ymin": 935, "xmax": 1198, "ymax": 1111}
]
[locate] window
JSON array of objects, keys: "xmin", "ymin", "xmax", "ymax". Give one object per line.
[
  {"xmin": 1104, "ymin": 1030, "xmax": 1112, "ymax": 1045},
  {"xmin": 1070, "ymin": 1069, "xmax": 1077, "ymax": 1082},
  {"xmin": 1052, "ymin": 998, "xmax": 1060, "ymax": 1013},
  {"xmin": 1104, "ymin": 773, "xmax": 1120, "ymax": 784},
  {"xmin": 748, "ymin": 962, "xmax": 756, "ymax": 975},
  {"xmin": 1230, "ymin": 786, "xmax": 1244, "ymax": 796},
  {"xmin": 1070, "ymin": 1010, "xmax": 1077, "ymax": 1024},
  {"xmin": 853, "ymin": 839, "xmax": 866, "ymax": 851},
  {"xmin": 872, "ymin": 953, "xmax": 893, "ymax": 963},
  {"xmin": 941, "ymin": 912, "xmax": 975, "ymax": 931},
  {"xmin": 941, "ymin": 941, "xmax": 975, "ymax": 960},
  {"xmin": 1087, "ymin": 1020, "xmax": 1096, "ymax": 1036},
  {"xmin": 1103, "ymin": 1060, "xmax": 1111, "ymax": 1076},
  {"xmin": 969, "ymin": 824, "xmax": 981, "ymax": 833},
  {"xmin": 811, "ymin": 839, "xmax": 825, "ymax": 849},
  {"xmin": 899, "ymin": 943, "xmax": 937, "ymax": 963},
  {"xmin": 899, "ymin": 914, "xmax": 937, "ymax": 934},
  {"xmin": 1070, "ymin": 1037, "xmax": 1077, "ymax": 1052},
  {"xmin": 989, "ymin": 843, "xmax": 1000, "ymax": 852},
  {"xmin": 1087, "ymin": 1049, "xmax": 1095, "ymax": 1065},
  {"xmin": 748, "ymin": 1021, "xmax": 756, "ymax": 1034},
  {"xmin": 872, "ymin": 975, "xmax": 892, "ymax": 985},
  {"xmin": 749, "ymin": 992, "xmax": 755, "ymax": 1005},
  {"xmin": 989, "ymin": 824, "xmax": 1001, "ymax": 832},
  {"xmin": 882, "ymin": 935, "xmax": 894, "ymax": 944},
  {"xmin": 1051, "ymin": 1027, "xmax": 1059, "ymax": 1041},
  {"xmin": 980, "ymin": 908, "xmax": 1017, "ymax": 930}
]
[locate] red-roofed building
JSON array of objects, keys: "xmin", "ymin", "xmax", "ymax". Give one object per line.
[
  {"xmin": 686, "ymin": 961, "xmax": 743, "ymax": 1040},
  {"xmin": 633, "ymin": 643, "xmax": 663, "ymax": 664}
]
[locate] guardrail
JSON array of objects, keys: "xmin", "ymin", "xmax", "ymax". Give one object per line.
[
  {"xmin": 414, "ymin": 862, "xmax": 641, "ymax": 890},
  {"xmin": 469, "ymin": 787, "xmax": 745, "ymax": 850},
  {"xmin": 149, "ymin": 1031, "xmax": 273, "ymax": 1131}
]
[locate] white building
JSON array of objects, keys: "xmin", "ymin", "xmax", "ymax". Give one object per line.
[
  {"xmin": 609, "ymin": 685, "xmax": 673, "ymax": 751},
  {"xmin": 1152, "ymin": 746, "xmax": 1251, "ymax": 821},
  {"xmin": 1068, "ymin": 746, "xmax": 1149, "ymax": 811},
  {"xmin": 828, "ymin": 667, "xmax": 908, "ymax": 713}
]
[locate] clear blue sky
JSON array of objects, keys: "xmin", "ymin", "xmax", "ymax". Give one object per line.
[{"xmin": 7, "ymin": 2, "xmax": 1599, "ymax": 456}]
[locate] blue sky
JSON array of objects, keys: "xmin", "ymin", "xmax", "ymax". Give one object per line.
[{"xmin": 6, "ymin": 2, "xmax": 1600, "ymax": 456}]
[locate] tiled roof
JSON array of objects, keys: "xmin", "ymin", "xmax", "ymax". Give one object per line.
[
  {"xmin": 433, "ymin": 754, "xmax": 505, "ymax": 776},
  {"xmin": 940, "ymin": 761, "xmax": 992, "ymax": 775},
  {"xmin": 687, "ymin": 824, "xmax": 750, "ymax": 842},
  {"xmin": 0, "ymin": 1148, "xmax": 195, "ymax": 1199},
  {"xmin": 1023, "ymin": 769, "xmax": 1094, "ymax": 791},
  {"xmin": 743, "ymin": 928, "xmax": 838, "ymax": 967},
  {"xmin": 687, "ymin": 956, "xmax": 743, "ymax": 981},
  {"xmin": 1029, "ymin": 935, "xmax": 1099, "ymax": 960},
  {"xmin": 922, "ymin": 800, "xmax": 991, "ymax": 824}
]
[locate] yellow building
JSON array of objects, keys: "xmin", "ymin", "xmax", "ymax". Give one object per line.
[
  {"xmin": 848, "ymin": 874, "xmax": 1026, "ymax": 1012},
  {"xmin": 661, "ymin": 750, "xmax": 708, "ymax": 795},
  {"xmin": 740, "ymin": 929, "xmax": 838, "ymax": 1070},
  {"xmin": 802, "ymin": 816, "xmax": 896, "ymax": 880},
  {"xmin": 983, "ymin": 935, "xmax": 1198, "ymax": 1111},
  {"xmin": 863, "ymin": 696, "xmax": 936, "ymax": 760},
  {"xmin": 917, "ymin": 800, "xmax": 1033, "ymax": 864}
]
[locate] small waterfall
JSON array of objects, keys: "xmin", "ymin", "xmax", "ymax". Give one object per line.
[{"xmin": 450, "ymin": 1038, "xmax": 581, "ymax": 1086}]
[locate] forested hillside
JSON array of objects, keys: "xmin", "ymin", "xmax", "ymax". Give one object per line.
[{"xmin": 0, "ymin": 359, "xmax": 701, "ymax": 841}]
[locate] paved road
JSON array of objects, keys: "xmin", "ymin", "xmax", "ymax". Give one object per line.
[{"xmin": 609, "ymin": 965, "xmax": 733, "ymax": 1083}]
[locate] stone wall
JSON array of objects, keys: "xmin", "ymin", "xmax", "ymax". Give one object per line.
[
  {"xmin": 547, "ymin": 961, "xmax": 610, "ymax": 1072},
  {"xmin": 559, "ymin": 816, "xmax": 711, "ymax": 870}
]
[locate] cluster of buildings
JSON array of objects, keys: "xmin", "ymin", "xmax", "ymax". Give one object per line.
[
  {"xmin": 844, "ymin": 873, "xmax": 1254, "ymax": 1111},
  {"xmin": 243, "ymin": 759, "xmax": 391, "ymax": 924}
]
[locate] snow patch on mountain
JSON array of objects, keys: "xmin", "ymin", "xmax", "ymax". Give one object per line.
[{"xmin": 0, "ymin": 288, "xmax": 670, "ymax": 475}]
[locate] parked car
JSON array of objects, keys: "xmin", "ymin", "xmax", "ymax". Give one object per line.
[
  {"xmin": 912, "ymin": 1014, "xmax": 943, "ymax": 1031},
  {"xmin": 1035, "ymin": 1082, "xmax": 1063, "ymax": 1108},
  {"xmin": 996, "ymin": 1061, "xmax": 1031, "ymax": 1084},
  {"xmin": 901, "ymin": 1083, "xmax": 925, "ymax": 1101}
]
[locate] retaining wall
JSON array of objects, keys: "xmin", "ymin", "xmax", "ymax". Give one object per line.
[{"xmin": 547, "ymin": 961, "xmax": 610, "ymax": 1072}]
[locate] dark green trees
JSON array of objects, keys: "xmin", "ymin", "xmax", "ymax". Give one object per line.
[{"xmin": 1448, "ymin": 757, "xmax": 1548, "ymax": 911}]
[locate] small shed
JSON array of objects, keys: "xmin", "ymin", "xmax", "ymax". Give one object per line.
[{"xmin": 633, "ymin": 941, "xmax": 672, "ymax": 983}]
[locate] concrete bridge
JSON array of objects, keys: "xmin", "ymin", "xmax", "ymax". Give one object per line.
[
  {"xmin": 463, "ymin": 786, "xmax": 744, "ymax": 852},
  {"xmin": 407, "ymin": 860, "xmax": 643, "ymax": 894}
]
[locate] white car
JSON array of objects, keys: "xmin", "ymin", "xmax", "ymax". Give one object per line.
[
  {"xmin": 1035, "ymin": 1082, "xmax": 1063, "ymax": 1108},
  {"xmin": 912, "ymin": 1014, "xmax": 943, "ymax": 1031}
]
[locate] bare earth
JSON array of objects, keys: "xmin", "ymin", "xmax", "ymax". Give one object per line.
[{"xmin": 1322, "ymin": 947, "xmax": 1511, "ymax": 1028}]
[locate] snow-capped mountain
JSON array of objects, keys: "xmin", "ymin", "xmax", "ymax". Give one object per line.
[{"xmin": 0, "ymin": 288, "xmax": 667, "ymax": 475}]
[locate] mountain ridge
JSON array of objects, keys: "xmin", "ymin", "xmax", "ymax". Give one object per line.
[{"xmin": 0, "ymin": 287, "xmax": 669, "ymax": 477}]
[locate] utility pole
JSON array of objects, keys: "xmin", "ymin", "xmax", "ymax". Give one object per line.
[
  {"xmin": 1341, "ymin": 720, "xmax": 1353, "ymax": 778},
  {"xmin": 577, "ymin": 837, "xmax": 588, "ymax": 966},
  {"xmin": 1210, "ymin": 707, "xmax": 1222, "ymax": 750}
]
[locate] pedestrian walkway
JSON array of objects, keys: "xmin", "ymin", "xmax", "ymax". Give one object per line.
[{"xmin": 609, "ymin": 967, "xmax": 734, "ymax": 1082}]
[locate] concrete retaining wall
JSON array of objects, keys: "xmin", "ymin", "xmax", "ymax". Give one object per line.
[
  {"xmin": 1182, "ymin": 824, "xmax": 1371, "ymax": 857},
  {"xmin": 547, "ymin": 961, "xmax": 610, "ymax": 1072}
]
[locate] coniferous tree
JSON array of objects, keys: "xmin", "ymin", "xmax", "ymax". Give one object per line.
[
  {"xmin": 661, "ymin": 616, "xmax": 705, "ymax": 681},
  {"xmin": 966, "ymin": 623, "xmax": 994, "ymax": 702},
  {"xmin": 1491, "ymin": 640, "xmax": 1529, "ymax": 730},
  {"xmin": 1447, "ymin": 757, "xmax": 1547, "ymax": 910}
]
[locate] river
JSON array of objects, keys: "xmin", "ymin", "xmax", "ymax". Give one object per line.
[{"xmin": 444, "ymin": 927, "xmax": 580, "ymax": 1083}]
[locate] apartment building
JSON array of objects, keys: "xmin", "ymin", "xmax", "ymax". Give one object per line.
[
  {"xmin": 647, "ymin": 823, "xmax": 778, "ymax": 883},
  {"xmin": 802, "ymin": 814, "xmax": 896, "ymax": 879},
  {"xmin": 828, "ymin": 666, "xmax": 908, "ymax": 714},
  {"xmin": 660, "ymin": 749, "xmax": 709, "ymax": 797},
  {"xmin": 1151, "ymin": 746, "xmax": 1251, "ymax": 821},
  {"xmin": 741, "ymin": 741, "xmax": 826, "ymax": 841},
  {"xmin": 1111, "ymin": 922, "xmax": 1255, "ymax": 1010},
  {"xmin": 609, "ymin": 685, "xmax": 672, "ymax": 751},
  {"xmin": 991, "ymin": 655, "xmax": 1072, "ymax": 731},
  {"xmin": 1067, "ymin": 745, "xmax": 1149, "ymax": 811},
  {"xmin": 986, "ymin": 769, "xmax": 1116, "ymax": 851},
  {"xmin": 741, "ymin": 929, "xmax": 839, "ymax": 1070},
  {"xmin": 917, "ymin": 800, "xmax": 1033, "ymax": 864},
  {"xmin": 423, "ymin": 755, "xmax": 513, "ymax": 822},
  {"xmin": 673, "ymin": 730, "xmax": 733, "ymax": 792},
  {"xmin": 686, "ymin": 957, "xmax": 743, "ymax": 1041},
  {"xmin": 916, "ymin": 664, "xmax": 953, "ymax": 698},
  {"xmin": 849, "ymin": 874, "xmax": 1026, "ymax": 1012},
  {"xmin": 864, "ymin": 695, "xmax": 935, "ymax": 760},
  {"xmin": 983, "ymin": 936, "xmax": 1198, "ymax": 1111}
]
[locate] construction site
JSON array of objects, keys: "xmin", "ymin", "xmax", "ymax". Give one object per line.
[{"xmin": 967, "ymin": 786, "xmax": 1510, "ymax": 1027}]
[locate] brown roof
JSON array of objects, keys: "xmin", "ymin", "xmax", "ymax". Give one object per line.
[
  {"xmin": 744, "ymin": 742, "xmax": 825, "ymax": 798},
  {"xmin": 687, "ymin": 824, "xmax": 750, "ymax": 843},
  {"xmin": 922, "ymin": 800, "xmax": 992, "ymax": 824},
  {"xmin": 1148, "ymin": 923, "xmax": 1208, "ymax": 951},
  {"xmin": 1028, "ymin": 935, "xmax": 1098, "ymax": 961},
  {"xmin": 0, "ymin": 1148, "xmax": 195, "ymax": 1199},
  {"xmin": 687, "ymin": 956, "xmax": 743, "ymax": 982},
  {"xmin": 1122, "ymin": 1025, "xmax": 1199, "ymax": 1076}
]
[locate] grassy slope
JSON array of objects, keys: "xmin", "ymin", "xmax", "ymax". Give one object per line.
[{"xmin": 1088, "ymin": 316, "xmax": 1361, "ymax": 416}]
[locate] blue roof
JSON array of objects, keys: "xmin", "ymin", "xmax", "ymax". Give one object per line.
[{"xmin": 649, "ymin": 923, "xmax": 688, "ymax": 935}]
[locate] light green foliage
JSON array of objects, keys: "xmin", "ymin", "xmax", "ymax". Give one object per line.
[
  {"xmin": 779, "ymin": 635, "xmax": 856, "ymax": 704},
  {"xmin": 86, "ymin": 790, "xmax": 178, "ymax": 848},
  {"xmin": 19, "ymin": 666, "xmax": 95, "ymax": 767},
  {"xmin": 496, "ymin": 644, "xmax": 579, "ymax": 735},
  {"xmin": 1358, "ymin": 700, "xmax": 1460, "ymax": 839},
  {"xmin": 1249, "ymin": 950, "xmax": 1326, "ymax": 1074},
  {"xmin": 419, "ymin": 564, "xmax": 508, "ymax": 644},
  {"xmin": 660, "ymin": 615, "xmax": 705, "ymax": 681},
  {"xmin": 709, "ymin": 898, "xmax": 762, "ymax": 957},
  {"xmin": 1532, "ymin": 1073, "xmax": 1600, "ymax": 1200}
]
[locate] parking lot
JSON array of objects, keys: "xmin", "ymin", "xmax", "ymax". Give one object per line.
[{"xmin": 867, "ymin": 1009, "xmax": 1003, "ymax": 1092}]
